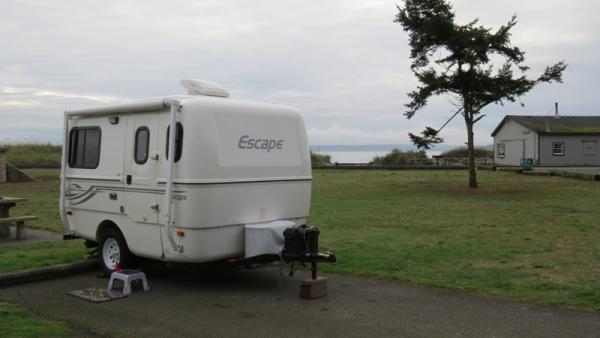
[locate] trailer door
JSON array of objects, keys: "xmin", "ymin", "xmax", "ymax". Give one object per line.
[{"xmin": 123, "ymin": 113, "xmax": 163, "ymax": 258}]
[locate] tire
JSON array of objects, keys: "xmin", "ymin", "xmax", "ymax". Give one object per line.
[{"xmin": 98, "ymin": 227, "xmax": 136, "ymax": 274}]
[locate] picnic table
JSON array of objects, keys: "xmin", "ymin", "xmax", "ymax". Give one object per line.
[{"xmin": 0, "ymin": 197, "xmax": 38, "ymax": 240}]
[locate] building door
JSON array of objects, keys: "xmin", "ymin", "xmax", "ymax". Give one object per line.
[
  {"xmin": 503, "ymin": 139, "xmax": 525, "ymax": 166},
  {"xmin": 123, "ymin": 113, "xmax": 163, "ymax": 258}
]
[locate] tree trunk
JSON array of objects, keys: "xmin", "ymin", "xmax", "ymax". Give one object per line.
[{"xmin": 465, "ymin": 116, "xmax": 478, "ymax": 188}]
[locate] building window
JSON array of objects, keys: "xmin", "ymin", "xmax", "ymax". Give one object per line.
[
  {"xmin": 68, "ymin": 127, "xmax": 101, "ymax": 169},
  {"xmin": 552, "ymin": 142, "xmax": 565, "ymax": 156},
  {"xmin": 165, "ymin": 122, "xmax": 183, "ymax": 162},
  {"xmin": 134, "ymin": 127, "xmax": 150, "ymax": 164},
  {"xmin": 583, "ymin": 140, "xmax": 597, "ymax": 156},
  {"xmin": 496, "ymin": 143, "xmax": 505, "ymax": 158}
]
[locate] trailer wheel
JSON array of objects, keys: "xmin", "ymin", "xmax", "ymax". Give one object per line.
[{"xmin": 98, "ymin": 227, "xmax": 135, "ymax": 274}]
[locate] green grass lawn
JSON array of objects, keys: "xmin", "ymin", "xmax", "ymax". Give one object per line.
[
  {"xmin": 0, "ymin": 169, "xmax": 87, "ymax": 273},
  {"xmin": 0, "ymin": 169, "xmax": 62, "ymax": 232},
  {"xmin": 0, "ymin": 169, "xmax": 81, "ymax": 337},
  {"xmin": 1, "ymin": 168, "xmax": 600, "ymax": 310},
  {"xmin": 0, "ymin": 241, "xmax": 87, "ymax": 274},
  {"xmin": 310, "ymin": 169, "xmax": 600, "ymax": 310},
  {"xmin": 0, "ymin": 302, "xmax": 70, "ymax": 338},
  {"xmin": 1, "ymin": 143, "xmax": 61, "ymax": 167}
]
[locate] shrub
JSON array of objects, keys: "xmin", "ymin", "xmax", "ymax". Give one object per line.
[
  {"xmin": 441, "ymin": 146, "xmax": 493, "ymax": 158},
  {"xmin": 310, "ymin": 152, "xmax": 332, "ymax": 167},
  {"xmin": 371, "ymin": 149, "xmax": 428, "ymax": 165}
]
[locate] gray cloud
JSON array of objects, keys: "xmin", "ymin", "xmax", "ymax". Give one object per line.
[{"xmin": 1, "ymin": 0, "xmax": 598, "ymax": 146}]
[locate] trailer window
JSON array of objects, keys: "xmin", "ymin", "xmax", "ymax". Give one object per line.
[
  {"xmin": 165, "ymin": 123, "xmax": 183, "ymax": 162},
  {"xmin": 134, "ymin": 127, "xmax": 150, "ymax": 164},
  {"xmin": 68, "ymin": 127, "xmax": 101, "ymax": 169}
]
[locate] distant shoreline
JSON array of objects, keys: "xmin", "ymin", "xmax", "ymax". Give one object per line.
[
  {"xmin": 310, "ymin": 144, "xmax": 492, "ymax": 163},
  {"xmin": 310, "ymin": 144, "xmax": 449, "ymax": 152},
  {"xmin": 309, "ymin": 144, "xmax": 491, "ymax": 153}
]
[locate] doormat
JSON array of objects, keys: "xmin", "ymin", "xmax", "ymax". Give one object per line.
[{"xmin": 67, "ymin": 287, "xmax": 127, "ymax": 303}]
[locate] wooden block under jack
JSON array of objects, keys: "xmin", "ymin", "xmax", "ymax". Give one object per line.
[{"xmin": 300, "ymin": 277, "xmax": 328, "ymax": 299}]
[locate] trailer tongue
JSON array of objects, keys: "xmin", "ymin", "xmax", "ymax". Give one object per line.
[
  {"xmin": 243, "ymin": 221, "xmax": 335, "ymax": 279},
  {"xmin": 282, "ymin": 225, "xmax": 336, "ymax": 279}
]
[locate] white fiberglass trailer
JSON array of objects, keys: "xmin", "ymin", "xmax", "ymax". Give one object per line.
[{"xmin": 60, "ymin": 80, "xmax": 318, "ymax": 273}]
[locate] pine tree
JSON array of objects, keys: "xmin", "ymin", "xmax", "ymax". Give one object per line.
[{"xmin": 395, "ymin": 0, "xmax": 566, "ymax": 188}]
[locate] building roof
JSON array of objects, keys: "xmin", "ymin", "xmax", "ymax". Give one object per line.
[{"xmin": 491, "ymin": 115, "xmax": 600, "ymax": 137}]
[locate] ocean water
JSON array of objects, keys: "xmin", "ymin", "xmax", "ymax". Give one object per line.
[
  {"xmin": 326, "ymin": 151, "xmax": 386, "ymax": 163},
  {"xmin": 321, "ymin": 150, "xmax": 442, "ymax": 164}
]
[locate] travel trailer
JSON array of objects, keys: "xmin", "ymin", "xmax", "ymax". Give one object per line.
[{"xmin": 60, "ymin": 80, "xmax": 332, "ymax": 273}]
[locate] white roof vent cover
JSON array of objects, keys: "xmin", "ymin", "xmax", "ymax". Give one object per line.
[{"xmin": 180, "ymin": 79, "xmax": 229, "ymax": 98}]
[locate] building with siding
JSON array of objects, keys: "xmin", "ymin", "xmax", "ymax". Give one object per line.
[{"xmin": 491, "ymin": 115, "xmax": 600, "ymax": 166}]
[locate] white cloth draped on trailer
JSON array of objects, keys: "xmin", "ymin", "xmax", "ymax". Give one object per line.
[{"xmin": 244, "ymin": 220, "xmax": 295, "ymax": 258}]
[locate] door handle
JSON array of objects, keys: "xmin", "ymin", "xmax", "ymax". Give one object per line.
[{"xmin": 126, "ymin": 175, "xmax": 132, "ymax": 185}]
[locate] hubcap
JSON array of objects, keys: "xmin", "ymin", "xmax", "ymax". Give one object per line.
[{"xmin": 102, "ymin": 238, "xmax": 120, "ymax": 270}]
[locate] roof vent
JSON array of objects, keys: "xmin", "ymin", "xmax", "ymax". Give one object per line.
[{"xmin": 180, "ymin": 79, "xmax": 229, "ymax": 98}]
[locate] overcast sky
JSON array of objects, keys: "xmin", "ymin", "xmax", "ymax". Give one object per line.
[{"xmin": 1, "ymin": 0, "xmax": 598, "ymax": 147}]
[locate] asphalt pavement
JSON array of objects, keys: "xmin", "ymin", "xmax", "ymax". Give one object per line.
[{"xmin": 0, "ymin": 264, "xmax": 599, "ymax": 338}]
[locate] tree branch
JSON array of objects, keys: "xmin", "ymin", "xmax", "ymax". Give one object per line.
[{"xmin": 473, "ymin": 114, "xmax": 486, "ymax": 124}]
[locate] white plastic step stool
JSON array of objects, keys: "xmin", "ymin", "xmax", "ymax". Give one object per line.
[{"xmin": 107, "ymin": 269, "xmax": 150, "ymax": 296}]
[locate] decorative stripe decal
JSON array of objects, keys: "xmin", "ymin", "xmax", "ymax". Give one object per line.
[
  {"xmin": 65, "ymin": 184, "xmax": 186, "ymax": 205},
  {"xmin": 65, "ymin": 179, "xmax": 309, "ymax": 205},
  {"xmin": 156, "ymin": 178, "xmax": 313, "ymax": 186},
  {"xmin": 70, "ymin": 191, "xmax": 101, "ymax": 205}
]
